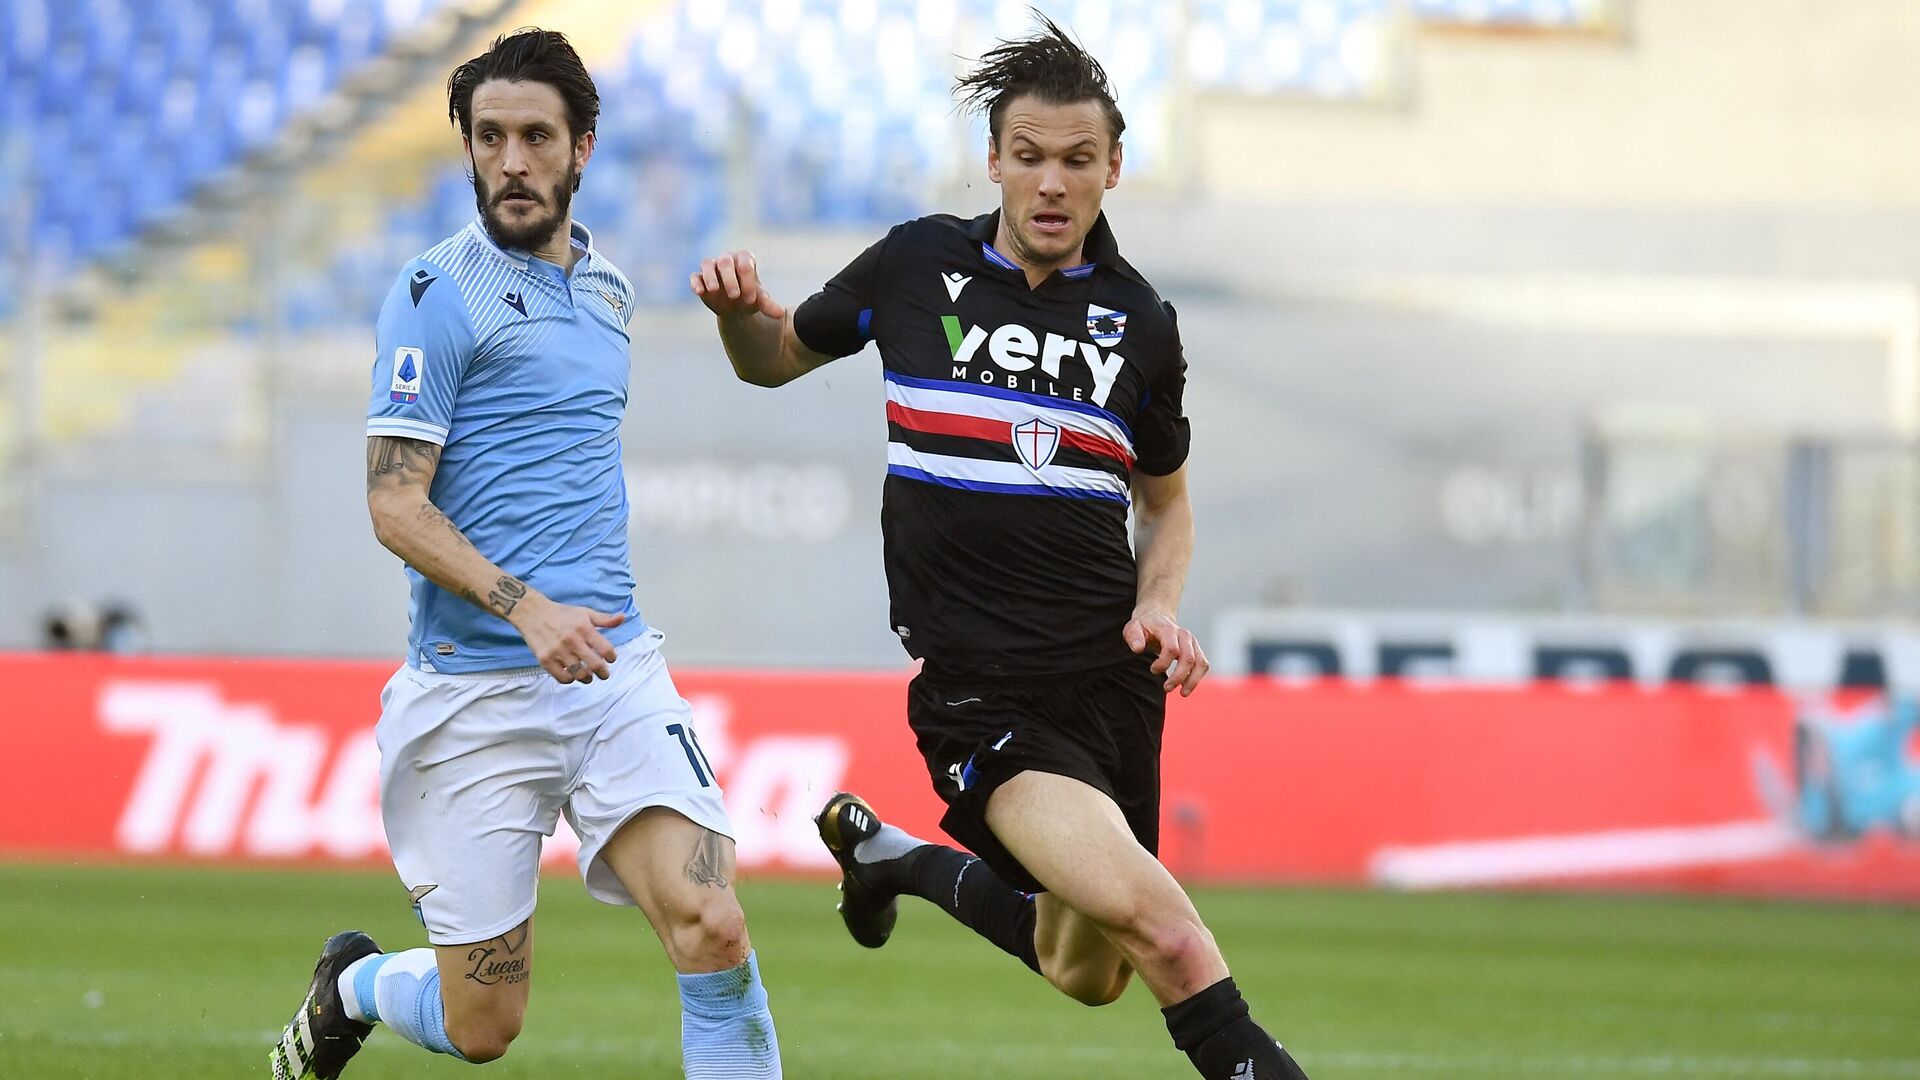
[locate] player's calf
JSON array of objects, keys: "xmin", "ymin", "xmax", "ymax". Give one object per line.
[
  {"xmin": 428, "ymin": 923, "xmax": 532, "ymax": 1063},
  {"xmin": 1047, "ymin": 955, "xmax": 1131, "ymax": 1007},
  {"xmin": 441, "ymin": 995, "xmax": 524, "ymax": 1064},
  {"xmin": 603, "ymin": 811, "xmax": 782, "ymax": 1078},
  {"xmin": 1032, "ymin": 893, "xmax": 1133, "ymax": 1006}
]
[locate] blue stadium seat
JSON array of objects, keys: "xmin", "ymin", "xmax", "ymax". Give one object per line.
[{"xmin": 9, "ymin": 0, "xmax": 445, "ymax": 290}]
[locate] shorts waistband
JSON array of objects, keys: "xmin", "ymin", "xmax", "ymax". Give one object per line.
[
  {"xmin": 408, "ymin": 662, "xmax": 547, "ymax": 681},
  {"xmin": 916, "ymin": 654, "xmax": 1144, "ymax": 689}
]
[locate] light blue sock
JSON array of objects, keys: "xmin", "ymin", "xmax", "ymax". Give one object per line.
[
  {"xmin": 344, "ymin": 948, "xmax": 468, "ymax": 1061},
  {"xmin": 338, "ymin": 952, "xmax": 390, "ymax": 1023},
  {"xmin": 677, "ymin": 951, "xmax": 781, "ymax": 1078}
]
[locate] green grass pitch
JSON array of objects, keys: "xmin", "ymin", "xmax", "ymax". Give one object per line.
[{"xmin": 2, "ymin": 863, "xmax": 1915, "ymax": 1078}]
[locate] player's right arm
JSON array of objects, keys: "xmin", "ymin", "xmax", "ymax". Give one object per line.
[
  {"xmin": 693, "ymin": 228, "xmax": 899, "ymax": 383},
  {"xmin": 691, "ymin": 251, "xmax": 833, "ymax": 386},
  {"xmin": 366, "ymin": 257, "xmax": 618, "ymax": 684},
  {"xmin": 363, "ymin": 439, "xmax": 620, "ymax": 684}
]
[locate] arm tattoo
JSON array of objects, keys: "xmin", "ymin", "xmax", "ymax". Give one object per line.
[
  {"xmin": 684, "ymin": 829, "xmax": 733, "ymax": 889},
  {"xmin": 366, "ymin": 437, "xmax": 440, "ymax": 492},
  {"xmin": 486, "ymin": 575, "xmax": 528, "ymax": 617},
  {"xmin": 415, "ymin": 501, "xmax": 476, "ymax": 549}
]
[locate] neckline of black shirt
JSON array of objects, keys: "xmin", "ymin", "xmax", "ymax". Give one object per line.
[{"xmin": 961, "ymin": 209, "xmax": 1150, "ymax": 291}]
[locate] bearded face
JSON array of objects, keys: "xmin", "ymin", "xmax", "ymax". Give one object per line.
[{"xmin": 473, "ymin": 162, "xmax": 578, "ymax": 252}]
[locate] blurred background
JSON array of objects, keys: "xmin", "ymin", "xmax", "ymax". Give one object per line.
[
  {"xmin": 4, "ymin": 3, "xmax": 1919, "ymax": 1078},
  {"xmin": 9, "ymin": 0, "xmax": 1920, "ymax": 667}
]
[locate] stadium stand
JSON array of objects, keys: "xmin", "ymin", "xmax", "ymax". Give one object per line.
[
  {"xmin": 285, "ymin": 0, "xmax": 1178, "ymax": 323},
  {"xmin": 0, "ymin": 0, "xmax": 1627, "ymax": 454},
  {"xmin": 294, "ymin": 0, "xmax": 1620, "ymax": 325},
  {"xmin": 2, "ymin": 0, "xmax": 1618, "ymax": 329},
  {"xmin": 4, "ymin": 0, "xmax": 477, "ymax": 281}
]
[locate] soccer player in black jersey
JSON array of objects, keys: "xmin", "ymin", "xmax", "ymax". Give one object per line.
[{"xmin": 691, "ymin": 17, "xmax": 1311, "ymax": 1080}]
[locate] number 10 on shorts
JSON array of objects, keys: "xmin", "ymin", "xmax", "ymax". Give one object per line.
[{"xmin": 668, "ymin": 723, "xmax": 717, "ymax": 787}]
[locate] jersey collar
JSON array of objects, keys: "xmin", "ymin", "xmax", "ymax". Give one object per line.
[
  {"xmin": 964, "ymin": 209, "xmax": 1134, "ymax": 285},
  {"xmin": 467, "ymin": 217, "xmax": 595, "ymax": 277}
]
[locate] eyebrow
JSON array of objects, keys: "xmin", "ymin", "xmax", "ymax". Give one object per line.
[
  {"xmin": 474, "ymin": 117, "xmax": 558, "ymax": 134},
  {"xmin": 1009, "ymin": 133, "xmax": 1101, "ymax": 152}
]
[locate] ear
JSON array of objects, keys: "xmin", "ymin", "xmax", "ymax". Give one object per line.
[
  {"xmin": 575, "ymin": 129, "xmax": 595, "ymax": 174},
  {"xmin": 1105, "ymin": 140, "xmax": 1123, "ymax": 191},
  {"xmin": 986, "ymin": 135, "xmax": 1002, "ymax": 184}
]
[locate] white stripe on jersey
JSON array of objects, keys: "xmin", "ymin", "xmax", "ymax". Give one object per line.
[
  {"xmin": 367, "ymin": 416, "xmax": 451, "ymax": 444},
  {"xmin": 886, "ymin": 444, "xmax": 1130, "ymax": 499},
  {"xmin": 885, "ymin": 378, "xmax": 1134, "ymax": 457}
]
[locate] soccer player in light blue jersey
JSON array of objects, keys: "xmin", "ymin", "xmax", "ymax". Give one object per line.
[{"xmin": 269, "ymin": 30, "xmax": 781, "ymax": 1080}]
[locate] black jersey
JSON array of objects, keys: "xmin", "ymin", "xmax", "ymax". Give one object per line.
[{"xmin": 793, "ymin": 210, "xmax": 1191, "ymax": 678}]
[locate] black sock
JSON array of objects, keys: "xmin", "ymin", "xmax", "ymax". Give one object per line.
[
  {"xmin": 1162, "ymin": 977, "xmax": 1309, "ymax": 1080},
  {"xmin": 900, "ymin": 844, "xmax": 1041, "ymax": 974}
]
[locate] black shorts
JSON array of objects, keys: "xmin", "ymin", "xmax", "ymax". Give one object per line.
[{"xmin": 907, "ymin": 655, "xmax": 1166, "ymax": 894}]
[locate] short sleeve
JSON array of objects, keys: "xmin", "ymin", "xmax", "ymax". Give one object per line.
[
  {"xmin": 366, "ymin": 259, "xmax": 475, "ymax": 446},
  {"xmin": 1132, "ymin": 302, "xmax": 1192, "ymax": 477},
  {"xmin": 792, "ymin": 225, "xmax": 902, "ymax": 358}
]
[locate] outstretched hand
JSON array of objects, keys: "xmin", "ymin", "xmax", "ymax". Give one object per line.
[
  {"xmin": 1124, "ymin": 607, "xmax": 1210, "ymax": 697},
  {"xmin": 691, "ymin": 251, "xmax": 785, "ymax": 320}
]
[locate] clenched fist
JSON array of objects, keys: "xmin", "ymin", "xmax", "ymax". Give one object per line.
[{"xmin": 691, "ymin": 251, "xmax": 785, "ymax": 320}]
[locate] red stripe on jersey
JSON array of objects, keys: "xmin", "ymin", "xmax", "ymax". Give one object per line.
[
  {"xmin": 1058, "ymin": 427, "xmax": 1135, "ymax": 468},
  {"xmin": 887, "ymin": 401, "xmax": 1006, "ymax": 443},
  {"xmin": 886, "ymin": 402, "xmax": 1135, "ymax": 468}
]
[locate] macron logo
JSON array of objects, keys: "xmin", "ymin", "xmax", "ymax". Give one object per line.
[{"xmin": 942, "ymin": 272, "xmax": 972, "ymax": 302}]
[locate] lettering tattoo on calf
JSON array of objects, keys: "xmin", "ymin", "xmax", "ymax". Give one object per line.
[{"xmin": 684, "ymin": 829, "xmax": 732, "ymax": 889}]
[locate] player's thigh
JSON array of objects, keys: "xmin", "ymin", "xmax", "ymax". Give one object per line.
[
  {"xmin": 378, "ymin": 667, "xmax": 565, "ymax": 947},
  {"xmin": 597, "ymin": 805, "xmax": 751, "ymax": 973},
  {"xmin": 434, "ymin": 919, "xmax": 533, "ymax": 1053},
  {"xmin": 985, "ymin": 769, "xmax": 1203, "ymax": 932}
]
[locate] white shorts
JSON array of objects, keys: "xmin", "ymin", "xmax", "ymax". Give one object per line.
[{"xmin": 376, "ymin": 631, "xmax": 732, "ymax": 945}]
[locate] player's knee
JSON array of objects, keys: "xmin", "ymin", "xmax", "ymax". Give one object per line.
[
  {"xmin": 1136, "ymin": 917, "xmax": 1216, "ymax": 979},
  {"xmin": 668, "ymin": 891, "xmax": 750, "ymax": 972},
  {"xmin": 1101, "ymin": 906, "xmax": 1214, "ymax": 977},
  {"xmin": 446, "ymin": 1010, "xmax": 523, "ymax": 1064}
]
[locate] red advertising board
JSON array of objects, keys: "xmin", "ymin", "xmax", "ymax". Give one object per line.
[{"xmin": 4, "ymin": 652, "xmax": 1918, "ymax": 901}]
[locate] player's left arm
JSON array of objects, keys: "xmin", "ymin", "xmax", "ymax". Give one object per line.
[{"xmin": 1126, "ymin": 464, "xmax": 1208, "ymax": 696}]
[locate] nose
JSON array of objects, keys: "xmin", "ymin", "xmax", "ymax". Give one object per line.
[
  {"xmin": 499, "ymin": 136, "xmax": 532, "ymax": 178},
  {"xmin": 1037, "ymin": 160, "xmax": 1068, "ymax": 198}
]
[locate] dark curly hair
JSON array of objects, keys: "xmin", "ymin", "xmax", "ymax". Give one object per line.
[
  {"xmin": 447, "ymin": 28, "xmax": 599, "ymax": 142},
  {"xmin": 954, "ymin": 11, "xmax": 1125, "ymax": 148}
]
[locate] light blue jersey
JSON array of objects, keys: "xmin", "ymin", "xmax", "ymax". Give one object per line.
[{"xmin": 367, "ymin": 219, "xmax": 646, "ymax": 672}]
